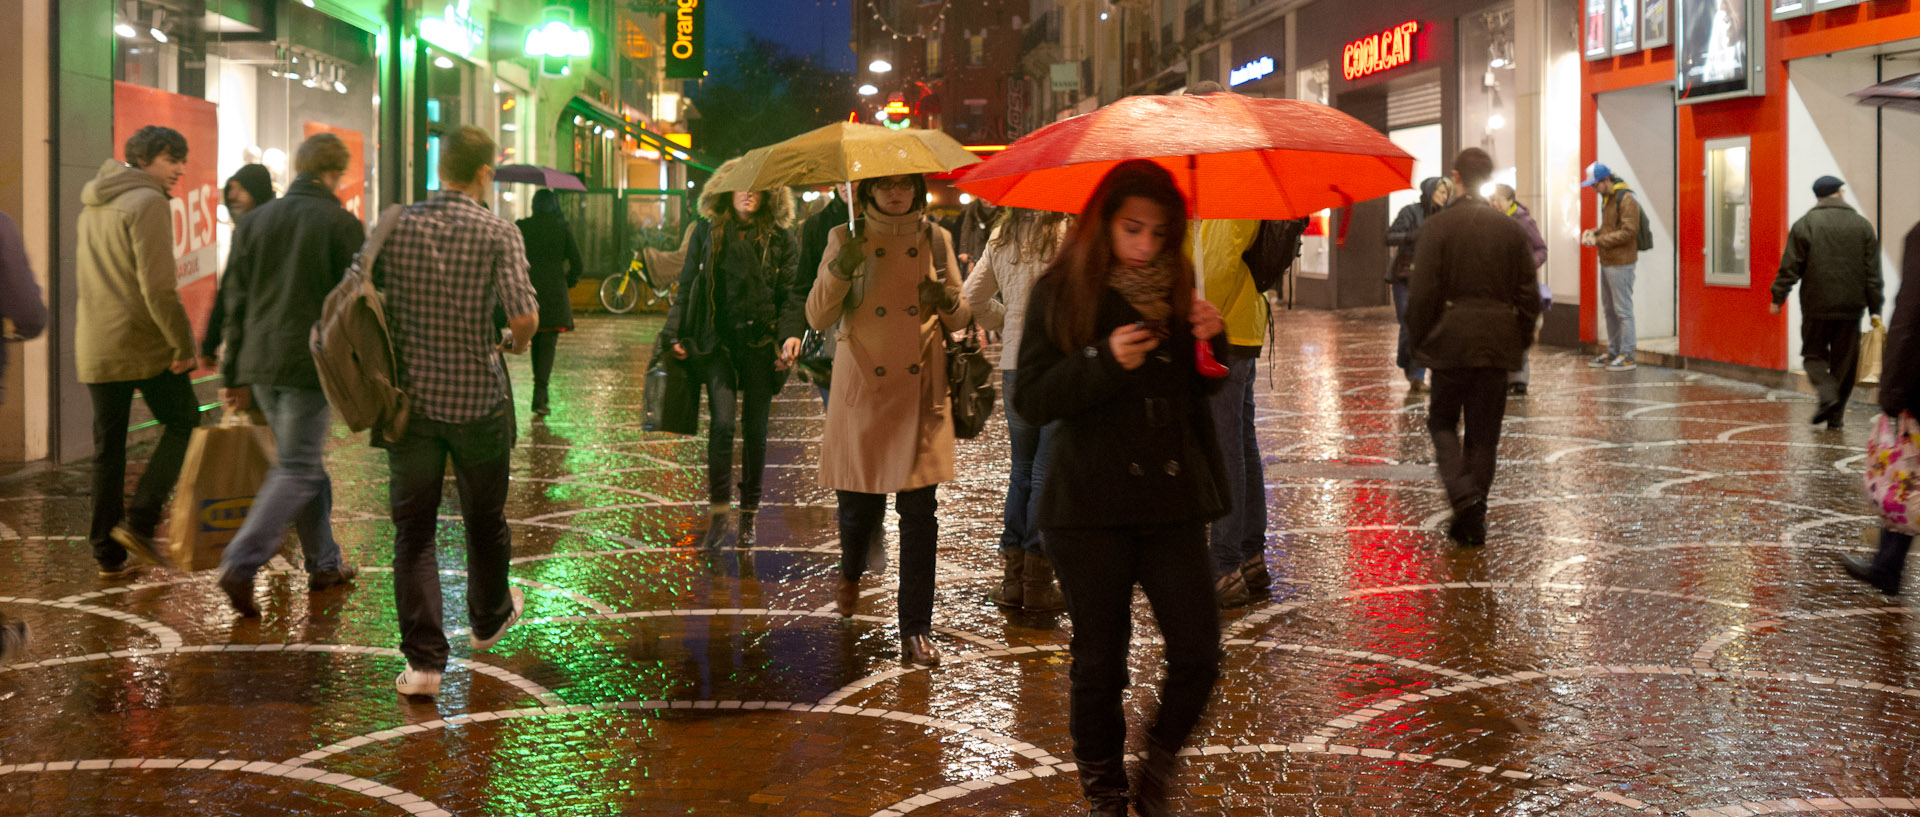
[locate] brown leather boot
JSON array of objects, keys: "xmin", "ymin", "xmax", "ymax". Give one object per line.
[
  {"xmin": 987, "ymin": 548, "xmax": 1024, "ymax": 608},
  {"xmin": 1021, "ymin": 551, "xmax": 1067, "ymax": 612},
  {"xmin": 836, "ymin": 578, "xmax": 859, "ymax": 617}
]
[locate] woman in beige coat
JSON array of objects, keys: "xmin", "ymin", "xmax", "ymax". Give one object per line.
[{"xmin": 807, "ymin": 173, "xmax": 969, "ymax": 667}]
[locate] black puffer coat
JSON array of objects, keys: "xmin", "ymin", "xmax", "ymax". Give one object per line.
[
  {"xmin": 515, "ymin": 212, "xmax": 584, "ymax": 331},
  {"xmin": 1385, "ymin": 177, "xmax": 1444, "ymax": 283}
]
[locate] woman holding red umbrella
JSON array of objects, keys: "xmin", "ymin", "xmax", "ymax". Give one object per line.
[{"xmin": 1013, "ymin": 160, "xmax": 1228, "ymax": 816}]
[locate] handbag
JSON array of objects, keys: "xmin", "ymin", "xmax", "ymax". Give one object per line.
[
  {"xmin": 796, "ymin": 328, "xmax": 835, "ymax": 387},
  {"xmin": 946, "ymin": 321, "xmax": 997, "ymax": 439},
  {"xmin": 1859, "ymin": 316, "xmax": 1886, "ymax": 386},
  {"xmin": 643, "ymin": 333, "xmax": 700, "ymax": 435},
  {"xmin": 1864, "ymin": 411, "xmax": 1920, "ymax": 535},
  {"xmin": 167, "ymin": 410, "xmax": 278, "ymax": 570}
]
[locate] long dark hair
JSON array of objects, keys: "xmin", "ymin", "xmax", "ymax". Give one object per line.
[
  {"xmin": 531, "ymin": 188, "xmax": 565, "ymax": 220},
  {"xmin": 1043, "ymin": 160, "xmax": 1192, "ymax": 354}
]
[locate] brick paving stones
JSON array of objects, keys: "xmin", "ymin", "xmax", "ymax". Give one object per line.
[{"xmin": 2, "ymin": 307, "xmax": 1915, "ymax": 815}]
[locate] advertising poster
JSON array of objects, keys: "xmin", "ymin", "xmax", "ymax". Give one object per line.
[
  {"xmin": 1771, "ymin": 0, "xmax": 1809, "ymax": 18},
  {"xmin": 1677, "ymin": 0, "xmax": 1754, "ymax": 103},
  {"xmin": 112, "ymin": 81, "xmax": 219, "ymax": 343},
  {"xmin": 1612, "ymin": 0, "xmax": 1640, "ymax": 54},
  {"xmin": 1644, "ymin": 0, "xmax": 1672, "ymax": 47},
  {"xmin": 1585, "ymin": 0, "xmax": 1611, "ymax": 60},
  {"xmin": 302, "ymin": 122, "xmax": 367, "ymax": 221}
]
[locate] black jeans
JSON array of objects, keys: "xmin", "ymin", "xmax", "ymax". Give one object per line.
[
  {"xmin": 388, "ymin": 405, "xmax": 516, "ymax": 672},
  {"xmin": 1802, "ymin": 317, "xmax": 1862, "ymax": 416},
  {"xmin": 699, "ymin": 344, "xmax": 783, "ymax": 507},
  {"xmin": 1046, "ymin": 523, "xmax": 1221, "ymax": 765},
  {"xmin": 838, "ymin": 485, "xmax": 938, "ymax": 637},
  {"xmin": 530, "ymin": 331, "xmax": 561, "ymax": 411},
  {"xmin": 88, "ymin": 369, "xmax": 200, "ymax": 566},
  {"xmin": 1428, "ymin": 367, "xmax": 1509, "ymax": 513}
]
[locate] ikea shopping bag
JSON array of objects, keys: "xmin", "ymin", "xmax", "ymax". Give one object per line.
[{"xmin": 167, "ymin": 412, "xmax": 277, "ymax": 570}]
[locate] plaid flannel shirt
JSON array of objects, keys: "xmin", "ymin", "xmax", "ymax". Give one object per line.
[{"xmin": 376, "ymin": 190, "xmax": 539, "ymax": 424}]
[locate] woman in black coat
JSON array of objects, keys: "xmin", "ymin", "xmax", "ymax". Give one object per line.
[
  {"xmin": 517, "ymin": 189, "xmax": 584, "ymax": 417},
  {"xmin": 1013, "ymin": 160, "xmax": 1228, "ymax": 817}
]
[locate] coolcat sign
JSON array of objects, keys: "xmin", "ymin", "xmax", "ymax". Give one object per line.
[
  {"xmin": 1342, "ymin": 20, "xmax": 1421, "ymax": 81},
  {"xmin": 666, "ymin": 0, "xmax": 704, "ymax": 79}
]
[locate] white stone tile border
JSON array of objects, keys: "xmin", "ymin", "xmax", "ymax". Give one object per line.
[
  {"xmin": 1302, "ymin": 663, "xmax": 1920, "ymax": 746},
  {"xmin": 1684, "ymin": 796, "xmax": 1920, "ymax": 815},
  {"xmin": 524, "ymin": 607, "xmax": 1009, "ymax": 652},
  {"xmin": 0, "ymin": 757, "xmax": 451, "ymax": 816},
  {"xmin": 1691, "ymin": 606, "xmax": 1918, "ymax": 668},
  {"xmin": 1224, "ymin": 579, "xmax": 1771, "ymax": 640},
  {"xmin": 1416, "ymin": 492, "xmax": 1861, "ymax": 532},
  {"xmin": 0, "ymin": 642, "xmax": 561, "ymax": 705},
  {"xmin": 0, "ymin": 595, "xmax": 182, "ymax": 652},
  {"xmin": 55, "ymin": 568, "xmax": 617, "ymax": 616},
  {"xmin": 861, "ymin": 741, "xmax": 1659, "ymax": 817},
  {"xmin": 283, "ymin": 699, "xmax": 1063, "ymax": 770}
]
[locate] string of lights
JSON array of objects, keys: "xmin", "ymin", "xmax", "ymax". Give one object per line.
[{"xmin": 866, "ymin": 0, "xmax": 948, "ymax": 41}]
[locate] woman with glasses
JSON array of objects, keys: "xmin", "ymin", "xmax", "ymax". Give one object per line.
[{"xmin": 808, "ymin": 173, "xmax": 970, "ymax": 667}]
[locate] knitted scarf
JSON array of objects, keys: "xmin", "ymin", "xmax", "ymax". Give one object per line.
[{"xmin": 1107, "ymin": 256, "xmax": 1178, "ymax": 322}]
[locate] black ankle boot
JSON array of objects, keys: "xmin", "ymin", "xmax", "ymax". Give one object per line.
[
  {"xmin": 699, "ymin": 510, "xmax": 730, "ymax": 550},
  {"xmin": 737, "ymin": 509, "xmax": 756, "ymax": 548},
  {"xmin": 1134, "ymin": 742, "xmax": 1179, "ymax": 817},
  {"xmin": 1075, "ymin": 755, "xmax": 1129, "ymax": 816}
]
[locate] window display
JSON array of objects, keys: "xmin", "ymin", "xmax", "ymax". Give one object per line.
[
  {"xmin": 1677, "ymin": 0, "xmax": 1763, "ymax": 103},
  {"xmin": 1586, "ymin": 0, "xmax": 1611, "ymax": 60},
  {"xmin": 1704, "ymin": 137, "xmax": 1750, "ymax": 287},
  {"xmin": 1612, "ymin": 0, "xmax": 1640, "ymax": 54},
  {"xmin": 1643, "ymin": 0, "xmax": 1671, "ymax": 48}
]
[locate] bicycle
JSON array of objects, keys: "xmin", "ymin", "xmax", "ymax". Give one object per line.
[{"xmin": 600, "ymin": 249, "xmax": 675, "ymax": 313}]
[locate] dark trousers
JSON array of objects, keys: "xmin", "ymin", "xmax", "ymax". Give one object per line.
[
  {"xmin": 1428, "ymin": 367, "xmax": 1509, "ymax": 513},
  {"xmin": 1046, "ymin": 523, "xmax": 1221, "ymax": 765},
  {"xmin": 88, "ymin": 369, "xmax": 200, "ymax": 566},
  {"xmin": 1390, "ymin": 280, "xmax": 1427, "ymax": 383},
  {"xmin": 700, "ymin": 345, "xmax": 782, "ymax": 508},
  {"xmin": 838, "ymin": 485, "xmax": 938, "ymax": 637},
  {"xmin": 1207, "ymin": 355, "xmax": 1267, "ymax": 576},
  {"xmin": 530, "ymin": 331, "xmax": 560, "ymax": 411},
  {"xmin": 388, "ymin": 406, "xmax": 516, "ymax": 672},
  {"xmin": 1802, "ymin": 317, "xmax": 1862, "ymax": 416},
  {"xmin": 999, "ymin": 370, "xmax": 1055, "ymax": 555}
]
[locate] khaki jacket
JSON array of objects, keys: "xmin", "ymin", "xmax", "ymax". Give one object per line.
[
  {"xmin": 1595, "ymin": 182, "xmax": 1642, "ymax": 267},
  {"xmin": 807, "ymin": 207, "xmax": 969, "ymax": 494},
  {"xmin": 75, "ymin": 160, "xmax": 195, "ymax": 383}
]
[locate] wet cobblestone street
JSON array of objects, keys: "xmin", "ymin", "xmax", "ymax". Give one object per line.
[{"xmin": 3, "ymin": 307, "xmax": 1916, "ymax": 816}]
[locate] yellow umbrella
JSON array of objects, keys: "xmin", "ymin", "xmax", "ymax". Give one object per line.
[{"xmin": 704, "ymin": 122, "xmax": 979, "ymax": 194}]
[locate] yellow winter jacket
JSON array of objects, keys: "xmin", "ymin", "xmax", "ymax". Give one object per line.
[{"xmin": 1184, "ymin": 219, "xmax": 1266, "ymax": 349}]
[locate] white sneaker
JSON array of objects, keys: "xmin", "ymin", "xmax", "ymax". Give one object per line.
[
  {"xmin": 394, "ymin": 667, "xmax": 442, "ymax": 698},
  {"xmin": 469, "ymin": 586, "xmax": 525, "ymax": 651}
]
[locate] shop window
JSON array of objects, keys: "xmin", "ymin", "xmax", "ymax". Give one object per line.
[
  {"xmin": 928, "ymin": 35, "xmax": 942, "ymax": 76},
  {"xmin": 1296, "ymin": 61, "xmax": 1331, "ymax": 278},
  {"xmin": 1704, "ymin": 137, "xmax": 1751, "ymax": 288},
  {"xmin": 1459, "ymin": 3, "xmax": 1517, "ymax": 194},
  {"xmin": 969, "ymin": 32, "xmax": 985, "ymax": 66}
]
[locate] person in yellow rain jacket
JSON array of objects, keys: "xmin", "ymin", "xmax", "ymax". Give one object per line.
[{"xmin": 1183, "ymin": 216, "xmax": 1270, "ymax": 609}]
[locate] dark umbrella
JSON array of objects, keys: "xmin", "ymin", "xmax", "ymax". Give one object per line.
[
  {"xmin": 494, "ymin": 164, "xmax": 588, "ymax": 191},
  {"xmin": 1854, "ymin": 72, "xmax": 1920, "ymax": 115}
]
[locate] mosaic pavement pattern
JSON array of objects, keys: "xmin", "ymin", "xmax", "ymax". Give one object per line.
[{"xmin": 2, "ymin": 307, "xmax": 1915, "ymax": 816}]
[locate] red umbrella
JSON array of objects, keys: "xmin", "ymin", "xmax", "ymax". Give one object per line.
[{"xmin": 955, "ymin": 95, "xmax": 1414, "ymax": 220}]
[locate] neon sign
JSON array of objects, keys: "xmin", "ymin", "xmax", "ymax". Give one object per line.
[
  {"xmin": 1229, "ymin": 56, "xmax": 1275, "ymax": 87},
  {"xmin": 1342, "ymin": 21, "xmax": 1420, "ymax": 81},
  {"xmin": 419, "ymin": 0, "xmax": 485, "ymax": 57}
]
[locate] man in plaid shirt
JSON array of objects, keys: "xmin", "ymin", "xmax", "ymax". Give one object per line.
[{"xmin": 376, "ymin": 126, "xmax": 540, "ymax": 699}]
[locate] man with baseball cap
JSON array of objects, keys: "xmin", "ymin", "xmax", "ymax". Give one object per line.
[
  {"xmin": 1580, "ymin": 162, "xmax": 1643, "ymax": 372},
  {"xmin": 1771, "ymin": 175, "xmax": 1883, "ymax": 430}
]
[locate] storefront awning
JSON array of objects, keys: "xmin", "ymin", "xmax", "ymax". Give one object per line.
[{"xmin": 565, "ymin": 96, "xmax": 716, "ymax": 172}]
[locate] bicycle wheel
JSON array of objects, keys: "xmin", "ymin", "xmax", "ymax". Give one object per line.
[{"xmin": 600, "ymin": 272, "xmax": 641, "ymax": 314}]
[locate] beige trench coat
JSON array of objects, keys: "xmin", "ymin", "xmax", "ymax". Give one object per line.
[{"xmin": 806, "ymin": 207, "xmax": 969, "ymax": 494}]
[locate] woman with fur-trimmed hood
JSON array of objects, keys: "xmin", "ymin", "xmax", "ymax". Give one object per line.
[{"xmin": 661, "ymin": 162, "xmax": 800, "ymax": 549}]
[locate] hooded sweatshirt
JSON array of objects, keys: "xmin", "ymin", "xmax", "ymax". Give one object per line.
[
  {"xmin": 1385, "ymin": 177, "xmax": 1444, "ymax": 283},
  {"xmin": 75, "ymin": 159, "xmax": 195, "ymax": 383}
]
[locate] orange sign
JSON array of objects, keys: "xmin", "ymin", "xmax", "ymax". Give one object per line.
[
  {"xmin": 302, "ymin": 122, "xmax": 367, "ymax": 220},
  {"xmin": 113, "ymin": 81, "xmax": 220, "ymax": 343},
  {"xmin": 1342, "ymin": 21, "xmax": 1421, "ymax": 81}
]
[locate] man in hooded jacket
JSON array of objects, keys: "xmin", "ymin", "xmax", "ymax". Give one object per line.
[{"xmin": 75, "ymin": 126, "xmax": 200, "ymax": 577}]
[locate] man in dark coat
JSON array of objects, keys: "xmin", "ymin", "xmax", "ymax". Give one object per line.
[
  {"xmin": 1406, "ymin": 148, "xmax": 1541, "ymax": 547},
  {"xmin": 1771, "ymin": 175, "xmax": 1883, "ymax": 430},
  {"xmin": 214, "ymin": 133, "xmax": 366, "ymax": 617},
  {"xmin": 517, "ymin": 189, "xmax": 584, "ymax": 416},
  {"xmin": 1844, "ymin": 222, "xmax": 1920, "ymax": 594}
]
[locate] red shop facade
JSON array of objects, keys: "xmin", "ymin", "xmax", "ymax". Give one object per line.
[{"xmin": 1581, "ymin": 0, "xmax": 1920, "ymax": 373}]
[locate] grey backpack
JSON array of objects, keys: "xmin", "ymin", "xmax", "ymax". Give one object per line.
[{"xmin": 310, "ymin": 205, "xmax": 410, "ymax": 442}]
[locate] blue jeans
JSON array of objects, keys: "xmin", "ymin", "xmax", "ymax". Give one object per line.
[
  {"xmin": 999, "ymin": 370, "xmax": 1055, "ymax": 555},
  {"xmin": 1601, "ymin": 263, "xmax": 1637, "ymax": 357},
  {"xmin": 218, "ymin": 386, "xmax": 344, "ymax": 582},
  {"xmin": 1390, "ymin": 280, "xmax": 1427, "ymax": 383},
  {"xmin": 1207, "ymin": 355, "xmax": 1267, "ymax": 577}
]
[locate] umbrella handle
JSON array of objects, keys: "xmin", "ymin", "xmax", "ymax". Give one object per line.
[{"xmin": 1194, "ymin": 342, "xmax": 1228, "ymax": 378}]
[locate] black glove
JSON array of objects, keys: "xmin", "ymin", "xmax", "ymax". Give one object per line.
[
  {"xmin": 919, "ymin": 277, "xmax": 959, "ymax": 313},
  {"xmin": 830, "ymin": 234, "xmax": 869, "ymax": 280}
]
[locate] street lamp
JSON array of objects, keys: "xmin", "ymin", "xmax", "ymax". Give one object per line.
[
  {"xmin": 858, "ymin": 84, "xmax": 878, "ymax": 96},
  {"xmin": 869, "ymin": 59, "xmax": 892, "ymax": 73}
]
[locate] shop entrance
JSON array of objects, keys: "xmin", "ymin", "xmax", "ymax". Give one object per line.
[
  {"xmin": 1594, "ymin": 85, "xmax": 1679, "ymax": 352},
  {"xmin": 1784, "ymin": 41, "xmax": 1920, "ymax": 368}
]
